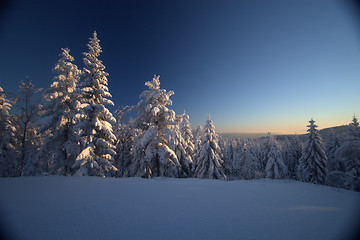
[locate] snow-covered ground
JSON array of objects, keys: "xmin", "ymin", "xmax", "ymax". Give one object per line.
[{"xmin": 0, "ymin": 176, "xmax": 359, "ymax": 240}]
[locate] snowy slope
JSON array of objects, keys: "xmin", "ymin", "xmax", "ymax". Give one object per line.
[{"xmin": 0, "ymin": 177, "xmax": 359, "ymax": 240}]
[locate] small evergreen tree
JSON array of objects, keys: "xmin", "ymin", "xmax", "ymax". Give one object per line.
[
  {"xmin": 297, "ymin": 119, "xmax": 328, "ymax": 184},
  {"xmin": 265, "ymin": 135, "xmax": 288, "ymax": 179},
  {"xmin": 72, "ymin": 31, "xmax": 117, "ymax": 177},
  {"xmin": 193, "ymin": 115, "xmax": 226, "ymax": 180}
]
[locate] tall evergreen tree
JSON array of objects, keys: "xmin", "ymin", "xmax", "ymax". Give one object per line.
[
  {"xmin": 193, "ymin": 115, "xmax": 226, "ymax": 180},
  {"xmin": 297, "ymin": 119, "xmax": 328, "ymax": 184},
  {"xmin": 38, "ymin": 48, "xmax": 81, "ymax": 175},
  {"xmin": 0, "ymin": 86, "xmax": 16, "ymax": 177},
  {"xmin": 72, "ymin": 31, "xmax": 117, "ymax": 177},
  {"xmin": 130, "ymin": 75, "xmax": 180, "ymax": 178}
]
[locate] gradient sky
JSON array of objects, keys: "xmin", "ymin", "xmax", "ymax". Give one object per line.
[{"xmin": 1, "ymin": 0, "xmax": 359, "ymax": 134}]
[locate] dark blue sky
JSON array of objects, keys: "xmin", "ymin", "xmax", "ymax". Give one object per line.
[{"xmin": 1, "ymin": 0, "xmax": 360, "ymax": 133}]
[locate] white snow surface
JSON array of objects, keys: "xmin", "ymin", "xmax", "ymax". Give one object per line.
[{"xmin": 0, "ymin": 176, "xmax": 359, "ymax": 240}]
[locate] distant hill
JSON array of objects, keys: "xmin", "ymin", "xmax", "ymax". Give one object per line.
[
  {"xmin": 219, "ymin": 132, "xmax": 269, "ymax": 139},
  {"xmin": 275, "ymin": 125, "xmax": 348, "ymax": 141},
  {"xmin": 220, "ymin": 125, "xmax": 349, "ymax": 141}
]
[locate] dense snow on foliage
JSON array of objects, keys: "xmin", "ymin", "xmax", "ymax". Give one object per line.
[
  {"xmin": 0, "ymin": 176, "xmax": 359, "ymax": 240},
  {"xmin": 0, "ymin": 86, "xmax": 16, "ymax": 177},
  {"xmin": 193, "ymin": 115, "xmax": 226, "ymax": 180},
  {"xmin": 298, "ymin": 119, "xmax": 328, "ymax": 184},
  {"xmin": 265, "ymin": 134, "xmax": 288, "ymax": 179},
  {"xmin": 130, "ymin": 75, "xmax": 180, "ymax": 178},
  {"xmin": 38, "ymin": 48, "xmax": 81, "ymax": 176},
  {"xmin": 72, "ymin": 31, "xmax": 117, "ymax": 177}
]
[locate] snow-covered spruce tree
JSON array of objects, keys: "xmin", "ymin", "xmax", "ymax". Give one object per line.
[
  {"xmin": 12, "ymin": 79, "xmax": 43, "ymax": 176},
  {"xmin": 193, "ymin": 115, "xmax": 226, "ymax": 180},
  {"xmin": 334, "ymin": 115, "xmax": 360, "ymax": 191},
  {"xmin": 0, "ymin": 86, "xmax": 16, "ymax": 177},
  {"xmin": 72, "ymin": 31, "xmax": 117, "ymax": 177},
  {"xmin": 130, "ymin": 75, "xmax": 180, "ymax": 178},
  {"xmin": 180, "ymin": 112, "xmax": 195, "ymax": 172},
  {"xmin": 265, "ymin": 135, "xmax": 288, "ymax": 179},
  {"xmin": 348, "ymin": 114, "xmax": 360, "ymax": 140},
  {"xmin": 38, "ymin": 48, "xmax": 81, "ymax": 175},
  {"xmin": 172, "ymin": 112, "xmax": 194, "ymax": 177},
  {"xmin": 297, "ymin": 119, "xmax": 328, "ymax": 184},
  {"xmin": 192, "ymin": 125, "xmax": 203, "ymax": 171}
]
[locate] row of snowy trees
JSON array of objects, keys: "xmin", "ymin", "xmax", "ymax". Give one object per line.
[
  {"xmin": 220, "ymin": 116, "xmax": 360, "ymax": 191},
  {"xmin": 0, "ymin": 31, "xmax": 359, "ymax": 191},
  {"xmin": 0, "ymin": 31, "xmax": 226, "ymax": 180}
]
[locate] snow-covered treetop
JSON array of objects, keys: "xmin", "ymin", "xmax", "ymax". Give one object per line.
[
  {"xmin": 85, "ymin": 31, "xmax": 102, "ymax": 58},
  {"xmin": 44, "ymin": 48, "xmax": 79, "ymax": 102},
  {"xmin": 134, "ymin": 75, "xmax": 175, "ymax": 130},
  {"xmin": 81, "ymin": 31, "xmax": 113, "ymax": 107},
  {"xmin": 348, "ymin": 114, "xmax": 360, "ymax": 139},
  {"xmin": 202, "ymin": 115, "xmax": 219, "ymax": 143},
  {"xmin": 307, "ymin": 118, "xmax": 318, "ymax": 134}
]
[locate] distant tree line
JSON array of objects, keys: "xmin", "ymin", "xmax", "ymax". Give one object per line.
[{"xmin": 0, "ymin": 32, "xmax": 359, "ymax": 191}]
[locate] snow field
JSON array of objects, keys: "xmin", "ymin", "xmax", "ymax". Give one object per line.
[{"xmin": 0, "ymin": 176, "xmax": 359, "ymax": 240}]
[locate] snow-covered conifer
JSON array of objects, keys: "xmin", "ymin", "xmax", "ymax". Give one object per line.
[
  {"xmin": 297, "ymin": 119, "xmax": 328, "ymax": 184},
  {"xmin": 0, "ymin": 86, "xmax": 16, "ymax": 177},
  {"xmin": 173, "ymin": 112, "xmax": 194, "ymax": 177},
  {"xmin": 38, "ymin": 48, "xmax": 81, "ymax": 175},
  {"xmin": 193, "ymin": 115, "xmax": 226, "ymax": 180},
  {"xmin": 130, "ymin": 75, "xmax": 180, "ymax": 178},
  {"xmin": 348, "ymin": 114, "xmax": 360, "ymax": 140},
  {"xmin": 72, "ymin": 31, "xmax": 117, "ymax": 177},
  {"xmin": 265, "ymin": 135, "xmax": 288, "ymax": 179}
]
